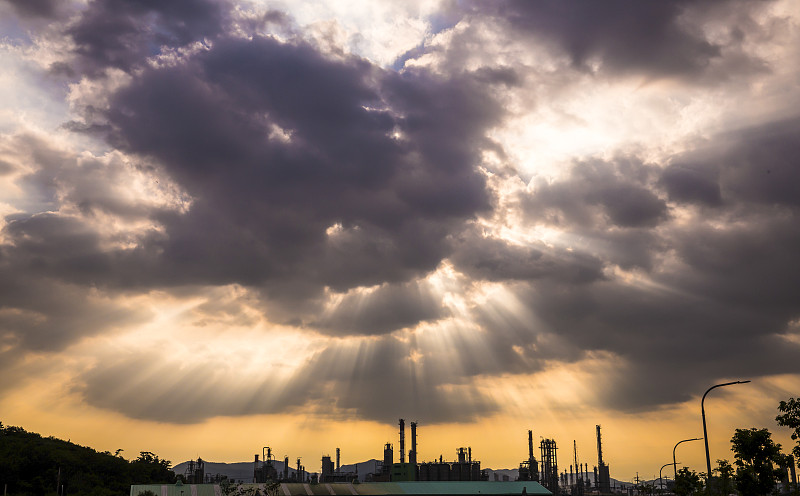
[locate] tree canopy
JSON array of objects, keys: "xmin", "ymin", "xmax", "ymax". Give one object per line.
[
  {"xmin": 712, "ymin": 459, "xmax": 735, "ymax": 496},
  {"xmin": 0, "ymin": 422, "xmax": 176, "ymax": 496},
  {"xmin": 674, "ymin": 467, "xmax": 704, "ymax": 496},
  {"xmin": 731, "ymin": 427, "xmax": 783, "ymax": 496},
  {"xmin": 777, "ymin": 397, "xmax": 800, "ymax": 467}
]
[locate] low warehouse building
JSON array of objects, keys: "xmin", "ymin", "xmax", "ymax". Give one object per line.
[{"xmin": 131, "ymin": 481, "xmax": 551, "ymax": 496}]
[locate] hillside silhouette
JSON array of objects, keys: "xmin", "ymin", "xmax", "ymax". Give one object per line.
[{"xmin": 0, "ymin": 421, "xmax": 175, "ymax": 496}]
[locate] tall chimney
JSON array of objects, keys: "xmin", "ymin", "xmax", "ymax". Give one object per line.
[
  {"xmin": 399, "ymin": 419, "xmax": 406, "ymax": 464},
  {"xmin": 336, "ymin": 448, "xmax": 340, "ymax": 472},
  {"xmin": 410, "ymin": 422, "xmax": 417, "ymax": 465},
  {"xmin": 384, "ymin": 443, "xmax": 393, "ymax": 468},
  {"xmin": 573, "ymin": 440, "xmax": 580, "ymax": 486},
  {"xmin": 528, "ymin": 430, "xmax": 534, "ymax": 463},
  {"xmin": 596, "ymin": 425, "xmax": 604, "ymax": 467}
]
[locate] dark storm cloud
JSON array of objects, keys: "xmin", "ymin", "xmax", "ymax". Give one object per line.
[
  {"xmin": 523, "ymin": 157, "xmax": 669, "ymax": 229},
  {"xmin": 312, "ymin": 281, "xmax": 448, "ymax": 336},
  {"xmin": 1, "ymin": 26, "xmax": 502, "ymax": 367},
  {"xmin": 450, "ymin": 228, "xmax": 604, "ymax": 284},
  {"xmin": 662, "ymin": 117, "xmax": 800, "ymax": 208},
  {"xmin": 464, "ymin": 0, "xmax": 734, "ymax": 77},
  {"xmin": 716, "ymin": 118, "xmax": 800, "ymax": 206},
  {"xmin": 0, "ymin": 257, "xmax": 148, "ymax": 356},
  {"xmin": 510, "ymin": 268, "xmax": 800, "ymax": 411},
  {"xmin": 66, "ymin": 0, "xmax": 228, "ymax": 75},
  {"xmin": 96, "ymin": 35, "xmax": 498, "ymax": 296},
  {"xmin": 5, "ymin": 0, "xmax": 800, "ymax": 426},
  {"xmin": 2, "ymin": 0, "xmax": 57, "ymax": 18},
  {"xmin": 660, "ymin": 164, "xmax": 723, "ymax": 206},
  {"xmin": 502, "ymin": 116, "xmax": 800, "ymax": 411}
]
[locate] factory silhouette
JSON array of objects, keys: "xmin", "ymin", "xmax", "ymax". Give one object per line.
[{"xmin": 155, "ymin": 420, "xmax": 614, "ymax": 496}]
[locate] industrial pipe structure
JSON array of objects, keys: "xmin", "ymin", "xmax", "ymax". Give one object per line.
[
  {"xmin": 701, "ymin": 380, "xmax": 750, "ymax": 490},
  {"xmin": 410, "ymin": 422, "xmax": 417, "ymax": 465},
  {"xmin": 673, "ymin": 437, "xmax": 702, "ymax": 479},
  {"xmin": 399, "ymin": 419, "xmax": 405, "ymax": 464},
  {"xmin": 528, "ymin": 430, "xmax": 534, "ymax": 467}
]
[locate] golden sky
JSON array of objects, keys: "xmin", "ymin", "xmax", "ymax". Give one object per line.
[{"xmin": 1, "ymin": 0, "xmax": 800, "ymax": 483}]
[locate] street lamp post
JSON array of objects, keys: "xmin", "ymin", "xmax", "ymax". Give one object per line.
[
  {"xmin": 659, "ymin": 463, "xmax": 673, "ymax": 493},
  {"xmin": 673, "ymin": 437, "xmax": 703, "ymax": 479},
  {"xmin": 701, "ymin": 380, "xmax": 750, "ymax": 492}
]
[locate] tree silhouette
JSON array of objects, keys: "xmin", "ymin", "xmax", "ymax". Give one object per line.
[
  {"xmin": 777, "ymin": 398, "xmax": 800, "ymax": 467},
  {"xmin": 674, "ymin": 467, "xmax": 703, "ymax": 496},
  {"xmin": 712, "ymin": 459, "xmax": 735, "ymax": 495},
  {"xmin": 0, "ymin": 421, "xmax": 175, "ymax": 495},
  {"xmin": 731, "ymin": 428, "xmax": 783, "ymax": 496}
]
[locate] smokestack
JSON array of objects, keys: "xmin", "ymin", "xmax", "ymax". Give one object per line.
[
  {"xmin": 410, "ymin": 422, "xmax": 417, "ymax": 465},
  {"xmin": 384, "ymin": 443, "xmax": 393, "ymax": 468},
  {"xmin": 399, "ymin": 419, "xmax": 406, "ymax": 464},
  {"xmin": 284, "ymin": 456, "xmax": 289, "ymax": 480},
  {"xmin": 528, "ymin": 430, "xmax": 534, "ymax": 463},
  {"xmin": 336, "ymin": 448, "xmax": 340, "ymax": 472},
  {"xmin": 596, "ymin": 425, "xmax": 604, "ymax": 467},
  {"xmin": 573, "ymin": 440, "xmax": 579, "ymax": 484},
  {"xmin": 468, "ymin": 447, "xmax": 472, "ymax": 463}
]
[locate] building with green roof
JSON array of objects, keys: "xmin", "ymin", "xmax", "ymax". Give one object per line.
[{"xmin": 131, "ymin": 481, "xmax": 551, "ymax": 496}]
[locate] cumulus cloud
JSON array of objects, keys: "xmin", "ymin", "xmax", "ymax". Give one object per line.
[
  {"xmin": 461, "ymin": 0, "xmax": 772, "ymax": 81},
  {"xmin": 522, "ymin": 157, "xmax": 669, "ymax": 229},
  {"xmin": 498, "ymin": 115, "xmax": 800, "ymax": 411},
  {"xmin": 67, "ymin": 0, "xmax": 229, "ymax": 76},
  {"xmin": 1, "ymin": 0, "xmax": 800, "ymax": 427},
  {"xmin": 450, "ymin": 228, "xmax": 605, "ymax": 284},
  {"xmin": 92, "ymin": 34, "xmax": 501, "ymax": 297},
  {"xmin": 312, "ymin": 281, "xmax": 448, "ymax": 336},
  {"xmin": 3, "ymin": 0, "xmax": 58, "ymax": 19}
]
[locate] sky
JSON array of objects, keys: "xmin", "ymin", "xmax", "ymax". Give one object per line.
[{"xmin": 1, "ymin": 0, "xmax": 799, "ymax": 482}]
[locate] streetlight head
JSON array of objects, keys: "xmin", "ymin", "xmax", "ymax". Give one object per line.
[{"xmin": 737, "ymin": 380, "xmax": 751, "ymax": 384}]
